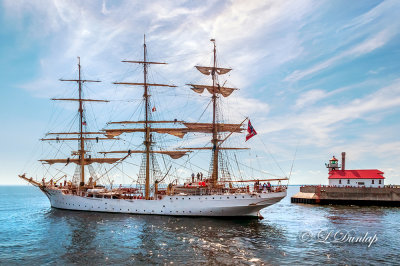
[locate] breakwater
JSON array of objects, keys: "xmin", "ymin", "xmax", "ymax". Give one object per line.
[{"xmin": 291, "ymin": 186, "xmax": 400, "ymax": 206}]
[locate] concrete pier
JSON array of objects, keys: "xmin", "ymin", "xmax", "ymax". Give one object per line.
[{"xmin": 291, "ymin": 186, "xmax": 400, "ymax": 206}]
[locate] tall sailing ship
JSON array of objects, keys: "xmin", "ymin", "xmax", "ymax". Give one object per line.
[{"xmin": 20, "ymin": 38, "xmax": 287, "ymax": 218}]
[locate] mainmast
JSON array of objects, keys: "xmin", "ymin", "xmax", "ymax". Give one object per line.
[
  {"xmin": 78, "ymin": 57, "xmax": 85, "ymax": 186},
  {"xmin": 143, "ymin": 36, "xmax": 151, "ymax": 200},
  {"xmin": 106, "ymin": 35, "xmax": 179, "ymax": 200}
]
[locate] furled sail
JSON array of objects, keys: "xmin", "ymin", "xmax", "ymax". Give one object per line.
[
  {"xmin": 46, "ymin": 132, "xmax": 106, "ymax": 135},
  {"xmin": 103, "ymin": 128, "xmax": 188, "ymax": 138},
  {"xmin": 99, "ymin": 150, "xmax": 190, "ymax": 159},
  {"xmin": 39, "ymin": 157, "xmax": 123, "ymax": 165},
  {"xmin": 177, "ymin": 147, "xmax": 249, "ymax": 150},
  {"xmin": 51, "ymin": 98, "xmax": 109, "ymax": 102},
  {"xmin": 195, "ymin": 66, "xmax": 232, "ymax": 75},
  {"xmin": 183, "ymin": 123, "xmax": 244, "ymax": 133},
  {"xmin": 107, "ymin": 120, "xmax": 183, "ymax": 125},
  {"xmin": 188, "ymin": 84, "xmax": 237, "ymax": 97},
  {"xmin": 41, "ymin": 137, "xmax": 117, "ymax": 141},
  {"xmin": 103, "ymin": 123, "xmax": 243, "ymax": 138}
]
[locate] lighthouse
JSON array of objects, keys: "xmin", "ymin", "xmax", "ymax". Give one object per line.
[
  {"xmin": 326, "ymin": 156, "xmax": 341, "ymax": 171},
  {"xmin": 326, "ymin": 152, "xmax": 385, "ymax": 187}
]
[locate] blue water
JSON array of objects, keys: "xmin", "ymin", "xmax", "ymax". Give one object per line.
[{"xmin": 0, "ymin": 186, "xmax": 399, "ymax": 265}]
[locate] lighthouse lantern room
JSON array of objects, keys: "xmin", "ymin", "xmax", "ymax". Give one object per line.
[{"xmin": 326, "ymin": 156, "xmax": 341, "ymax": 171}]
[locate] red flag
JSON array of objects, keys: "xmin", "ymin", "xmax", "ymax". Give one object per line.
[
  {"xmin": 245, "ymin": 120, "xmax": 257, "ymax": 141},
  {"xmin": 152, "ymin": 106, "xmax": 156, "ymax": 112}
]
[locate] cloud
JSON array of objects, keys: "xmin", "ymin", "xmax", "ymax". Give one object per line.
[
  {"xmin": 285, "ymin": 29, "xmax": 395, "ymax": 82},
  {"xmin": 295, "ymin": 89, "xmax": 327, "ymax": 109},
  {"xmin": 262, "ymin": 79, "xmax": 400, "ymax": 145},
  {"xmin": 284, "ymin": 0, "xmax": 400, "ymax": 83}
]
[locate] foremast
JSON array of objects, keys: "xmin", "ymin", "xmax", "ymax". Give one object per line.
[{"xmin": 39, "ymin": 58, "xmax": 121, "ymax": 186}]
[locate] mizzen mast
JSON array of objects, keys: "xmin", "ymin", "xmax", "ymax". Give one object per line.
[
  {"xmin": 186, "ymin": 39, "xmax": 241, "ymax": 187},
  {"xmin": 211, "ymin": 39, "xmax": 218, "ymax": 186}
]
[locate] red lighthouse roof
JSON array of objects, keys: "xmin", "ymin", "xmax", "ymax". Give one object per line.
[
  {"xmin": 328, "ymin": 169, "xmax": 384, "ymax": 179},
  {"xmin": 330, "ymin": 156, "xmax": 338, "ymax": 161}
]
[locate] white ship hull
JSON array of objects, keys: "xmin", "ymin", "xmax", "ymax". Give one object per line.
[{"xmin": 42, "ymin": 188, "xmax": 286, "ymax": 217}]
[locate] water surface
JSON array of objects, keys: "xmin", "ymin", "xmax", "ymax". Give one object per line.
[{"xmin": 0, "ymin": 186, "xmax": 399, "ymax": 265}]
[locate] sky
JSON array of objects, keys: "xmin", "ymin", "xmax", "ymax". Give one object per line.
[{"xmin": 1, "ymin": 0, "xmax": 400, "ymax": 185}]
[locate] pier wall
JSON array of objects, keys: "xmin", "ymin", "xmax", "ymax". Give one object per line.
[{"xmin": 291, "ymin": 186, "xmax": 400, "ymax": 206}]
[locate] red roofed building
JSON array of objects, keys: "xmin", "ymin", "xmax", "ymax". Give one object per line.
[
  {"xmin": 329, "ymin": 170, "xmax": 384, "ymax": 187},
  {"xmin": 326, "ymin": 152, "xmax": 385, "ymax": 188}
]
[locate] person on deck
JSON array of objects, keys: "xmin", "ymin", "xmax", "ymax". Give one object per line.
[
  {"xmin": 263, "ymin": 183, "xmax": 267, "ymax": 192},
  {"xmin": 191, "ymin": 173, "xmax": 195, "ymax": 183},
  {"xmin": 197, "ymin": 173, "xmax": 200, "ymax": 180},
  {"xmin": 267, "ymin": 182, "xmax": 271, "ymax": 192}
]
